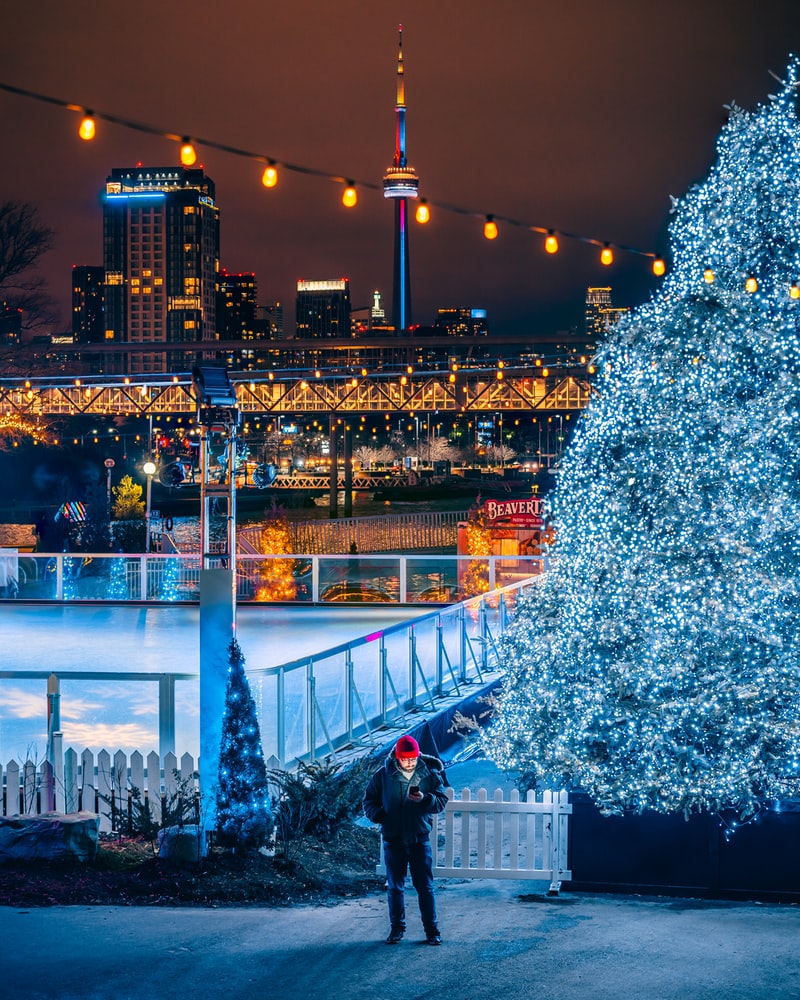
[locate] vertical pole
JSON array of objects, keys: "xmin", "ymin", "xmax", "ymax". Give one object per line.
[
  {"xmin": 46, "ymin": 673, "xmax": 60, "ymax": 801},
  {"xmin": 158, "ymin": 673, "xmax": 176, "ymax": 757},
  {"xmin": 343, "ymin": 422, "xmax": 353, "ymax": 518},
  {"xmin": 346, "ymin": 648, "xmax": 354, "ymax": 742},
  {"xmin": 329, "ymin": 415, "xmax": 339, "ymax": 519},
  {"xmin": 276, "ymin": 667, "xmax": 285, "ymax": 769}
]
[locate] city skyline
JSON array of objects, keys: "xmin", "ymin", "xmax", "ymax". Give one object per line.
[{"xmin": 1, "ymin": 2, "xmax": 796, "ymax": 340}]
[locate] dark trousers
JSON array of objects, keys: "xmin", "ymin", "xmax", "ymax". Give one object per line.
[{"xmin": 383, "ymin": 838, "xmax": 438, "ymax": 933}]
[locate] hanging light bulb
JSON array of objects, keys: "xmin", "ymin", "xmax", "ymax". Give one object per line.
[
  {"xmin": 415, "ymin": 200, "xmax": 430, "ymax": 224},
  {"xmin": 703, "ymin": 268, "xmax": 715, "ymax": 284},
  {"xmin": 261, "ymin": 164, "xmax": 278, "ymax": 188},
  {"xmin": 544, "ymin": 231, "xmax": 559, "ymax": 254},
  {"xmin": 484, "ymin": 215, "xmax": 498, "ymax": 240},
  {"xmin": 78, "ymin": 113, "xmax": 95, "ymax": 141},
  {"xmin": 652, "ymin": 257, "xmax": 666, "ymax": 276},
  {"xmin": 600, "ymin": 244, "xmax": 614, "ymax": 266},
  {"xmin": 745, "ymin": 277, "xmax": 758, "ymax": 293},
  {"xmin": 180, "ymin": 138, "xmax": 197, "ymax": 166},
  {"xmin": 342, "ymin": 183, "xmax": 358, "ymax": 207},
  {"xmin": 790, "ymin": 285, "xmax": 800, "ymax": 300}
]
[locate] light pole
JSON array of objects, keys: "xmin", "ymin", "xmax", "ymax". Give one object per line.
[{"xmin": 143, "ymin": 460, "xmax": 156, "ymax": 553}]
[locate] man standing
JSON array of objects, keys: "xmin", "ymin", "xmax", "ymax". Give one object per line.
[{"xmin": 363, "ymin": 734, "xmax": 448, "ymax": 945}]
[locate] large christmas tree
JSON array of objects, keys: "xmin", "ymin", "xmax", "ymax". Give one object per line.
[{"xmin": 483, "ymin": 60, "xmax": 800, "ymax": 819}]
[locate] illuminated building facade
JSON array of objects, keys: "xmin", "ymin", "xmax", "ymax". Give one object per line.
[
  {"xmin": 585, "ymin": 286, "xmax": 629, "ymax": 339},
  {"xmin": 71, "ymin": 265, "xmax": 105, "ymax": 343},
  {"xmin": 217, "ymin": 269, "xmax": 257, "ymax": 340},
  {"xmin": 102, "ymin": 166, "xmax": 219, "ymax": 373},
  {"xmin": 295, "ymin": 279, "xmax": 351, "ymax": 338},
  {"xmin": 383, "ymin": 26, "xmax": 419, "ymax": 333},
  {"xmin": 434, "ymin": 308, "xmax": 489, "ymax": 336}
]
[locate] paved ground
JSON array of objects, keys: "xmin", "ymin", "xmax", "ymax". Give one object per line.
[{"xmin": 2, "ymin": 882, "xmax": 800, "ymax": 1000}]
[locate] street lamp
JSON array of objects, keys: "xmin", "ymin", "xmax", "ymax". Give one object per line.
[{"xmin": 143, "ymin": 460, "xmax": 156, "ymax": 553}]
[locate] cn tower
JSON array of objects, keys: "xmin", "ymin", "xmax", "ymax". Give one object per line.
[{"xmin": 383, "ymin": 25, "xmax": 419, "ymax": 333}]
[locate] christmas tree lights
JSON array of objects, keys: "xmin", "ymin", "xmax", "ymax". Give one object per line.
[
  {"xmin": 215, "ymin": 638, "xmax": 272, "ymax": 850},
  {"xmin": 482, "ymin": 59, "xmax": 800, "ymax": 820}
]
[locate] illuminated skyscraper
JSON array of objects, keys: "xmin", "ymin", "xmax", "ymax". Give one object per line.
[
  {"xmin": 383, "ymin": 26, "xmax": 419, "ymax": 333},
  {"xmin": 585, "ymin": 286, "xmax": 629, "ymax": 339},
  {"xmin": 102, "ymin": 166, "xmax": 219, "ymax": 372},
  {"xmin": 71, "ymin": 265, "xmax": 105, "ymax": 343},
  {"xmin": 296, "ymin": 279, "xmax": 351, "ymax": 338}
]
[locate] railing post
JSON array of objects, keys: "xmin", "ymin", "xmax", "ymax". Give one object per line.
[
  {"xmin": 480, "ymin": 600, "xmax": 489, "ymax": 673},
  {"xmin": 277, "ymin": 666, "xmax": 285, "ymax": 768},
  {"xmin": 409, "ymin": 627, "xmax": 417, "ymax": 708},
  {"xmin": 55, "ymin": 554, "xmax": 63, "ymax": 600},
  {"xmin": 346, "ymin": 648, "xmax": 354, "ymax": 742},
  {"xmin": 435, "ymin": 616, "xmax": 444, "ymax": 696},
  {"xmin": 399, "ymin": 556, "xmax": 407, "ymax": 603},
  {"xmin": 459, "ymin": 605, "xmax": 468, "ymax": 683},
  {"xmin": 158, "ymin": 673, "xmax": 176, "ymax": 757},
  {"xmin": 488, "ymin": 556, "xmax": 496, "ymax": 592},
  {"xmin": 307, "ymin": 662, "xmax": 316, "ymax": 761},
  {"xmin": 140, "ymin": 555, "xmax": 148, "ymax": 601},
  {"xmin": 312, "ymin": 557, "xmax": 320, "ymax": 603},
  {"xmin": 380, "ymin": 637, "xmax": 388, "ymax": 724}
]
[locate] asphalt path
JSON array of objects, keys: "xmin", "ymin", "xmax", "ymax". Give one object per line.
[{"xmin": 2, "ymin": 882, "xmax": 799, "ymax": 1000}]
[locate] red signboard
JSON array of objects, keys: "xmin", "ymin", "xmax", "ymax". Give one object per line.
[{"xmin": 483, "ymin": 497, "xmax": 544, "ymax": 527}]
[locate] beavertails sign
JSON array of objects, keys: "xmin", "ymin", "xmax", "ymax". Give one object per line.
[{"xmin": 483, "ymin": 496, "xmax": 544, "ymax": 527}]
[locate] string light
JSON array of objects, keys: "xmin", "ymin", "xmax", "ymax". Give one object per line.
[
  {"xmin": 745, "ymin": 276, "xmax": 758, "ymax": 293},
  {"xmin": 790, "ymin": 284, "xmax": 800, "ymax": 299},
  {"xmin": 600, "ymin": 244, "xmax": 614, "ymax": 266},
  {"xmin": 704, "ymin": 268, "xmax": 716, "ymax": 283},
  {"xmin": 78, "ymin": 113, "xmax": 95, "ymax": 141},
  {"xmin": 179, "ymin": 138, "xmax": 197, "ymax": 166},
  {"xmin": 484, "ymin": 215, "xmax": 498, "ymax": 240},
  {"xmin": 0, "ymin": 78, "xmax": 666, "ymax": 270},
  {"xmin": 652, "ymin": 257, "xmax": 666, "ymax": 276},
  {"xmin": 342, "ymin": 183, "xmax": 358, "ymax": 208}
]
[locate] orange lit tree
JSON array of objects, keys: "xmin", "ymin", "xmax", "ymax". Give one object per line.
[{"xmin": 254, "ymin": 508, "xmax": 297, "ymax": 602}]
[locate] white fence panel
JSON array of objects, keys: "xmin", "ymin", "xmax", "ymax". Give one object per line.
[{"xmin": 431, "ymin": 787, "xmax": 571, "ymax": 892}]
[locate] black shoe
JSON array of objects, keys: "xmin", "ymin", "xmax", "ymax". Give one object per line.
[
  {"xmin": 425, "ymin": 931, "xmax": 442, "ymax": 946},
  {"xmin": 386, "ymin": 927, "xmax": 405, "ymax": 944}
]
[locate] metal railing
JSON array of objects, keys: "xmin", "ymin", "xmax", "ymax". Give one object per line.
[
  {"xmin": 0, "ymin": 577, "xmax": 540, "ymax": 769},
  {"xmin": 0, "ymin": 551, "xmax": 546, "ymax": 604}
]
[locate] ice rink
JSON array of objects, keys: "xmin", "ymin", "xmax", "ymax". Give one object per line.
[{"xmin": 0, "ymin": 603, "xmax": 422, "ymax": 762}]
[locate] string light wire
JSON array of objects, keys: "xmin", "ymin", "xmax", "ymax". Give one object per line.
[{"xmin": 0, "ymin": 79, "xmax": 663, "ymax": 269}]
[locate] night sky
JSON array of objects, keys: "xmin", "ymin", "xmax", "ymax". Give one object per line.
[{"xmin": 2, "ymin": 1, "xmax": 797, "ymax": 339}]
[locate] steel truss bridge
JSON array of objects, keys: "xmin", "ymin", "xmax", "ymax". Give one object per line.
[{"xmin": 0, "ymin": 365, "xmax": 592, "ymax": 417}]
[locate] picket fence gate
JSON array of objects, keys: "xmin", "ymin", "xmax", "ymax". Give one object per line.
[
  {"xmin": 1, "ymin": 744, "xmax": 197, "ymax": 833},
  {"xmin": 377, "ymin": 787, "xmax": 572, "ymax": 893}
]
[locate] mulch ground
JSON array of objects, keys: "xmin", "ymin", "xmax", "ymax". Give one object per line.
[{"xmin": 0, "ymin": 824, "xmax": 384, "ymax": 907}]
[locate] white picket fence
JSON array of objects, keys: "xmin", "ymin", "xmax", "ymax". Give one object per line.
[
  {"xmin": 1, "ymin": 744, "xmax": 197, "ymax": 833},
  {"xmin": 431, "ymin": 787, "xmax": 572, "ymax": 891}
]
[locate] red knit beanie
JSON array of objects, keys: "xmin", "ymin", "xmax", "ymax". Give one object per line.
[{"xmin": 395, "ymin": 735, "xmax": 420, "ymax": 760}]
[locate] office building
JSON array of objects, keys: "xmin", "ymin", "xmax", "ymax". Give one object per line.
[
  {"xmin": 296, "ymin": 279, "xmax": 351, "ymax": 338},
  {"xmin": 434, "ymin": 308, "xmax": 489, "ymax": 336},
  {"xmin": 71, "ymin": 265, "xmax": 105, "ymax": 343},
  {"xmin": 585, "ymin": 286, "xmax": 629, "ymax": 339},
  {"xmin": 102, "ymin": 166, "xmax": 219, "ymax": 372}
]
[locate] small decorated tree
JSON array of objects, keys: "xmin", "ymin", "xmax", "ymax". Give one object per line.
[
  {"xmin": 215, "ymin": 638, "xmax": 272, "ymax": 851},
  {"xmin": 254, "ymin": 507, "xmax": 297, "ymax": 601}
]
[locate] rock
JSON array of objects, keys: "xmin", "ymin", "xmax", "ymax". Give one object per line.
[
  {"xmin": 158, "ymin": 824, "xmax": 207, "ymax": 866},
  {"xmin": 0, "ymin": 812, "xmax": 100, "ymax": 863}
]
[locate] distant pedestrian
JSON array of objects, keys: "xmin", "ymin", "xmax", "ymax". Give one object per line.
[{"xmin": 363, "ymin": 734, "xmax": 448, "ymax": 945}]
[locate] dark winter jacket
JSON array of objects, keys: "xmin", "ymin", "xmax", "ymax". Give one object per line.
[{"xmin": 363, "ymin": 752, "xmax": 448, "ymax": 846}]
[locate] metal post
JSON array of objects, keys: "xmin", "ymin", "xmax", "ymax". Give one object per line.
[
  {"xmin": 158, "ymin": 674, "xmax": 176, "ymax": 757},
  {"xmin": 346, "ymin": 648, "xmax": 354, "ymax": 742}
]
